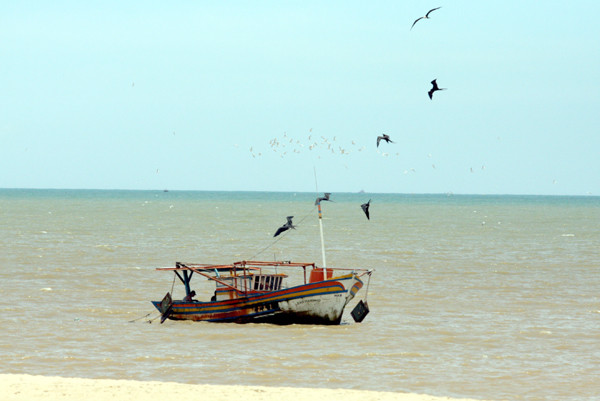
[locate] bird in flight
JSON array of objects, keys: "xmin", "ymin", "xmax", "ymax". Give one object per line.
[
  {"xmin": 274, "ymin": 216, "xmax": 296, "ymax": 237},
  {"xmin": 411, "ymin": 7, "xmax": 441, "ymax": 30},
  {"xmin": 377, "ymin": 134, "xmax": 394, "ymax": 147},
  {"xmin": 361, "ymin": 200, "xmax": 371, "ymax": 220},
  {"xmin": 315, "ymin": 192, "xmax": 332, "ymax": 205},
  {"xmin": 428, "ymin": 79, "xmax": 446, "ymax": 99}
]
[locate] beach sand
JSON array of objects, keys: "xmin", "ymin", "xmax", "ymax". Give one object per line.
[{"xmin": 1, "ymin": 374, "xmax": 490, "ymax": 401}]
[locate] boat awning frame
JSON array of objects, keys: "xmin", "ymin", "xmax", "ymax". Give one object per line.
[{"xmin": 156, "ymin": 261, "xmax": 373, "ymax": 296}]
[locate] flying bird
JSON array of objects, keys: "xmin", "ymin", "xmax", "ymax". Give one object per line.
[
  {"xmin": 315, "ymin": 192, "xmax": 332, "ymax": 205},
  {"xmin": 428, "ymin": 79, "xmax": 446, "ymax": 99},
  {"xmin": 273, "ymin": 216, "xmax": 296, "ymax": 237},
  {"xmin": 361, "ymin": 200, "xmax": 371, "ymax": 220},
  {"xmin": 377, "ymin": 134, "xmax": 394, "ymax": 147},
  {"xmin": 411, "ymin": 7, "xmax": 441, "ymax": 30}
]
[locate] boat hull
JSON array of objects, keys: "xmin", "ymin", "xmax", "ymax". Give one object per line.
[{"xmin": 152, "ymin": 274, "xmax": 363, "ymax": 325}]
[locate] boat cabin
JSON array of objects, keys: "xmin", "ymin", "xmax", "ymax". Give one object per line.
[
  {"xmin": 214, "ymin": 273, "xmax": 288, "ymax": 301},
  {"xmin": 158, "ymin": 261, "xmax": 328, "ymax": 303}
]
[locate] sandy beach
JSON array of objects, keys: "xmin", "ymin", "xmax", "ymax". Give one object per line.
[{"xmin": 1, "ymin": 374, "xmax": 490, "ymax": 401}]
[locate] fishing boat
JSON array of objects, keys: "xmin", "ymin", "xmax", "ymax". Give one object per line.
[
  {"xmin": 151, "ymin": 194, "xmax": 373, "ymax": 325},
  {"xmin": 152, "ymin": 260, "xmax": 370, "ymax": 324}
]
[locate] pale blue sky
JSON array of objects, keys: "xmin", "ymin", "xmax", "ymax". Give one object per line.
[{"xmin": 2, "ymin": 2, "xmax": 599, "ymax": 195}]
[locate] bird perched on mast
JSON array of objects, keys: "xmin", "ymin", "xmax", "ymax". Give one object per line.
[
  {"xmin": 315, "ymin": 192, "xmax": 332, "ymax": 205},
  {"xmin": 273, "ymin": 216, "xmax": 296, "ymax": 237},
  {"xmin": 411, "ymin": 7, "xmax": 441, "ymax": 30}
]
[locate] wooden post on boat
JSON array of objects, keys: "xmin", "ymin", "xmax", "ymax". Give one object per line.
[{"xmin": 317, "ymin": 200, "xmax": 327, "ymax": 268}]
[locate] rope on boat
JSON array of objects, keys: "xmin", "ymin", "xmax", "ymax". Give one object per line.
[
  {"xmin": 363, "ymin": 271, "xmax": 372, "ymax": 303},
  {"xmin": 130, "ymin": 273, "xmax": 177, "ymax": 324},
  {"xmin": 248, "ymin": 205, "xmax": 317, "ymax": 260},
  {"xmin": 129, "ymin": 273, "xmax": 176, "ymax": 324},
  {"xmin": 170, "ymin": 271, "xmax": 176, "ymax": 295}
]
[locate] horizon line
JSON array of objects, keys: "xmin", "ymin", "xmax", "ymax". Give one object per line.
[{"xmin": 0, "ymin": 187, "xmax": 596, "ymax": 198}]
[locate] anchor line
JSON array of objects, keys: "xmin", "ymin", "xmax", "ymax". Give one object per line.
[
  {"xmin": 147, "ymin": 314, "xmax": 162, "ymax": 323},
  {"xmin": 127, "ymin": 313, "xmax": 151, "ymax": 323}
]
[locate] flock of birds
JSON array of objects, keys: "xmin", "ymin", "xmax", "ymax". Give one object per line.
[
  {"xmin": 248, "ymin": 6, "xmax": 447, "ymax": 160},
  {"xmin": 271, "ymin": 6, "xmax": 449, "ymax": 237},
  {"xmin": 248, "ymin": 130, "xmax": 374, "ymax": 159},
  {"xmin": 248, "ymin": 8, "xmax": 447, "ymax": 157}
]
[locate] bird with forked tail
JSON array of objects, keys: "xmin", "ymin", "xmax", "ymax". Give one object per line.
[
  {"xmin": 273, "ymin": 216, "xmax": 296, "ymax": 237},
  {"xmin": 428, "ymin": 79, "xmax": 446, "ymax": 99}
]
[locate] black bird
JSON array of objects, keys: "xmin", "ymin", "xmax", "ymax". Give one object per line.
[
  {"xmin": 273, "ymin": 216, "xmax": 296, "ymax": 237},
  {"xmin": 428, "ymin": 79, "xmax": 446, "ymax": 99},
  {"xmin": 315, "ymin": 192, "xmax": 332, "ymax": 205},
  {"xmin": 361, "ymin": 199, "xmax": 371, "ymax": 220},
  {"xmin": 411, "ymin": 7, "xmax": 441, "ymax": 30},
  {"xmin": 377, "ymin": 134, "xmax": 394, "ymax": 147}
]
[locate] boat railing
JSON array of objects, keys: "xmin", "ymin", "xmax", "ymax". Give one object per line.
[{"xmin": 157, "ymin": 261, "xmax": 372, "ymax": 297}]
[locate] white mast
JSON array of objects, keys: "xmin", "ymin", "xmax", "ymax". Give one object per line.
[
  {"xmin": 313, "ymin": 168, "xmax": 327, "ymax": 272},
  {"xmin": 317, "ymin": 200, "xmax": 327, "ymax": 268}
]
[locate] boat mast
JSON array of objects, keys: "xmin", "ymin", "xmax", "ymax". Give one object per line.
[
  {"xmin": 313, "ymin": 169, "xmax": 327, "ymax": 268},
  {"xmin": 316, "ymin": 199, "xmax": 327, "ymax": 268}
]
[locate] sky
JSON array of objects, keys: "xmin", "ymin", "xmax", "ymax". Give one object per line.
[{"xmin": 1, "ymin": 1, "xmax": 599, "ymax": 195}]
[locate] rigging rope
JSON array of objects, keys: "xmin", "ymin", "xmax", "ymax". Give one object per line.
[
  {"xmin": 248, "ymin": 205, "xmax": 317, "ymax": 260},
  {"xmin": 247, "ymin": 166, "xmax": 326, "ymax": 261},
  {"xmin": 363, "ymin": 271, "xmax": 372, "ymax": 303},
  {"xmin": 170, "ymin": 271, "xmax": 176, "ymax": 295}
]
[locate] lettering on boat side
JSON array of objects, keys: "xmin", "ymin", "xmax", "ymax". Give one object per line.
[{"xmin": 296, "ymin": 298, "xmax": 319, "ymax": 305}]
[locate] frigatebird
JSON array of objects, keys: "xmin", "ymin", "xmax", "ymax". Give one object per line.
[
  {"xmin": 315, "ymin": 192, "xmax": 332, "ymax": 205},
  {"xmin": 273, "ymin": 216, "xmax": 296, "ymax": 237},
  {"xmin": 411, "ymin": 7, "xmax": 441, "ymax": 30},
  {"xmin": 377, "ymin": 134, "xmax": 394, "ymax": 147},
  {"xmin": 428, "ymin": 79, "xmax": 446, "ymax": 99},
  {"xmin": 361, "ymin": 200, "xmax": 371, "ymax": 220}
]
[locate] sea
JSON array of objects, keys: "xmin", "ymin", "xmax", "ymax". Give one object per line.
[{"xmin": 0, "ymin": 189, "xmax": 598, "ymax": 401}]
